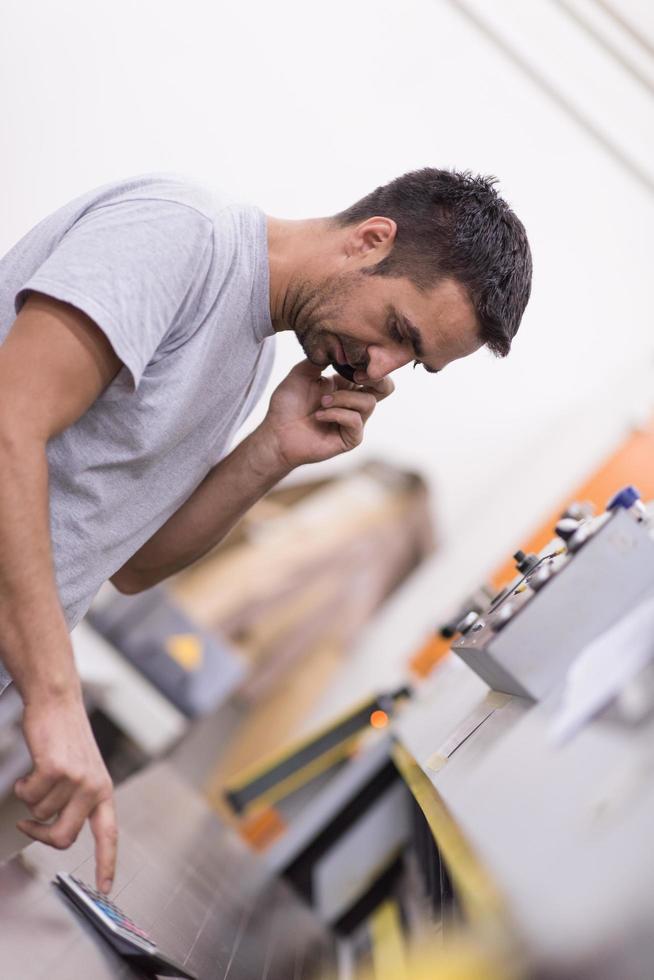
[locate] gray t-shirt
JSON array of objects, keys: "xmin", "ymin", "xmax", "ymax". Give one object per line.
[{"xmin": 0, "ymin": 173, "xmax": 275, "ymax": 688}]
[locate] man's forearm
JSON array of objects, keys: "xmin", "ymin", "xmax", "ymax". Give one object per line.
[
  {"xmin": 0, "ymin": 431, "xmax": 79, "ymax": 702},
  {"xmin": 113, "ymin": 426, "xmax": 291, "ymax": 593},
  {"xmin": 0, "ymin": 430, "xmax": 118, "ymax": 893}
]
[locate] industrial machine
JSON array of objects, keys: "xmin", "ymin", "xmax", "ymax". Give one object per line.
[{"xmin": 451, "ymin": 486, "xmax": 654, "ymax": 700}]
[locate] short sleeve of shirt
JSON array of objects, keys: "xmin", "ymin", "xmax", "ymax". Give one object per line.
[{"xmin": 14, "ymin": 198, "xmax": 214, "ymax": 390}]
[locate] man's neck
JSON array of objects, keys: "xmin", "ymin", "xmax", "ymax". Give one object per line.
[{"xmin": 266, "ymin": 215, "xmax": 333, "ymax": 332}]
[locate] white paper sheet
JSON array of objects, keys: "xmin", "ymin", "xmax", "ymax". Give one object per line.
[{"xmin": 549, "ymin": 591, "xmax": 654, "ymax": 745}]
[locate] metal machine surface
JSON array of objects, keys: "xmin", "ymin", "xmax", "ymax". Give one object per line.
[
  {"xmin": 0, "ymin": 762, "xmax": 336, "ymax": 979},
  {"xmin": 452, "ymin": 491, "xmax": 654, "ymax": 699}
]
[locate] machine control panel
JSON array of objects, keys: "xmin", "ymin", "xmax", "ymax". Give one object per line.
[{"xmin": 452, "ymin": 489, "xmax": 654, "ymax": 700}]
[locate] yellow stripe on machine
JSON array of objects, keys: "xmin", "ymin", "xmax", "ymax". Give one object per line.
[
  {"xmin": 235, "ymin": 733, "xmax": 365, "ymax": 815},
  {"xmin": 370, "ymin": 900, "xmax": 408, "ymax": 980},
  {"xmin": 391, "ymin": 742, "xmax": 506, "ymax": 926},
  {"xmin": 224, "ymin": 693, "xmax": 385, "ymax": 794}
]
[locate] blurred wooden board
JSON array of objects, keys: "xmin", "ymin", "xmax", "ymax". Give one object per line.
[{"xmin": 205, "ymin": 639, "xmax": 345, "ymax": 812}]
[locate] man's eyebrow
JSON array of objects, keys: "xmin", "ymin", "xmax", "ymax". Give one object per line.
[
  {"xmin": 388, "ymin": 306, "xmax": 423, "ymax": 355},
  {"xmin": 403, "ymin": 316, "xmax": 425, "ymax": 358},
  {"xmin": 390, "ymin": 306, "xmax": 441, "ymax": 373}
]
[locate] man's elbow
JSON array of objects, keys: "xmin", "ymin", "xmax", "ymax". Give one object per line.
[{"xmin": 109, "ymin": 567, "xmax": 147, "ymax": 595}]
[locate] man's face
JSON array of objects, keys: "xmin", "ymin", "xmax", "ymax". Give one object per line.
[{"xmin": 290, "ymin": 268, "xmax": 482, "ymax": 384}]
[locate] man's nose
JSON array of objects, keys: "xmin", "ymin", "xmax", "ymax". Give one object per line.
[{"xmin": 363, "ymin": 345, "xmax": 412, "ymax": 382}]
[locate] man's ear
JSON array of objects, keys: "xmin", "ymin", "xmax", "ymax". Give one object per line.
[{"xmin": 345, "ymin": 216, "xmax": 397, "ymax": 261}]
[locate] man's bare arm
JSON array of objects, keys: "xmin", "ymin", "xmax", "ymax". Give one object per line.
[
  {"xmin": 111, "ymin": 360, "xmax": 394, "ymax": 594},
  {"xmin": 0, "ymin": 292, "xmax": 121, "ymax": 893},
  {"xmin": 110, "ymin": 425, "xmax": 290, "ymax": 593}
]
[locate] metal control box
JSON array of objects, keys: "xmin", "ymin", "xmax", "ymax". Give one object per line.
[{"xmin": 452, "ymin": 507, "xmax": 654, "ymax": 700}]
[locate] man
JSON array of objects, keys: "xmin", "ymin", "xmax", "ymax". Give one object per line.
[{"xmin": 0, "ymin": 167, "xmax": 531, "ymax": 896}]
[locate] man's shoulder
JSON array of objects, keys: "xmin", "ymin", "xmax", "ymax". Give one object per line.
[{"xmin": 78, "ymin": 172, "xmax": 238, "ymax": 226}]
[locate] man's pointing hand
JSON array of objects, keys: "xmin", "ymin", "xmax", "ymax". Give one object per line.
[{"xmin": 14, "ymin": 690, "xmax": 117, "ymax": 894}]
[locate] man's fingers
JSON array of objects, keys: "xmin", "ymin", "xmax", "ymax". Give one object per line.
[
  {"xmin": 321, "ymin": 389, "xmax": 377, "ymax": 423},
  {"xmin": 315, "ymin": 407, "xmax": 364, "ymax": 447},
  {"xmin": 360, "ymin": 377, "xmax": 395, "ymax": 400},
  {"xmin": 16, "ymin": 818, "xmax": 53, "ymax": 844},
  {"xmin": 16, "ymin": 809, "xmax": 83, "ymax": 850},
  {"xmin": 15, "ymin": 697, "xmax": 118, "ymax": 894},
  {"xmin": 16, "ymin": 785, "xmax": 97, "ymax": 851},
  {"xmin": 330, "ymin": 374, "xmax": 355, "ymax": 392},
  {"xmin": 90, "ymin": 798, "xmax": 118, "ymax": 894},
  {"xmin": 331, "ymin": 373, "xmax": 394, "ymax": 401},
  {"xmin": 16, "ymin": 777, "xmax": 117, "ymax": 894},
  {"xmin": 27, "ymin": 780, "xmax": 75, "ymax": 822},
  {"xmin": 14, "ymin": 771, "xmax": 58, "ymax": 807}
]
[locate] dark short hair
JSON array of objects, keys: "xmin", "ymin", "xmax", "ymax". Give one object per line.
[{"xmin": 334, "ymin": 168, "xmax": 532, "ymax": 357}]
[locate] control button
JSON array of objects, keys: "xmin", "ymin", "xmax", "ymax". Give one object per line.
[
  {"xmin": 561, "ymin": 501, "xmax": 594, "ymax": 521},
  {"xmin": 455, "ymin": 611, "xmax": 479, "ymax": 635},
  {"xmin": 606, "ymin": 485, "xmax": 640, "ymax": 511},
  {"xmin": 554, "ymin": 517, "xmax": 579, "ymax": 542},
  {"xmin": 529, "ymin": 564, "xmax": 553, "ymax": 591},
  {"xmin": 567, "ymin": 523, "xmax": 594, "ymax": 553},
  {"xmin": 606, "ymin": 484, "xmax": 647, "ymax": 522},
  {"xmin": 491, "ymin": 602, "xmax": 515, "ymax": 631},
  {"xmin": 513, "ymin": 550, "xmax": 539, "ymax": 574}
]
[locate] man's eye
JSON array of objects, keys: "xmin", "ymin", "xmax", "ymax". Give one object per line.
[{"xmin": 390, "ymin": 322, "xmax": 404, "ymax": 344}]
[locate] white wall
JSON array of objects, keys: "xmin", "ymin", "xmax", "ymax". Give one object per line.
[{"xmin": 2, "ymin": 0, "xmax": 653, "ymax": 591}]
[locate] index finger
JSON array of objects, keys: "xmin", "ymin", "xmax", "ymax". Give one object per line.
[
  {"xmin": 338, "ymin": 375, "xmax": 394, "ymax": 401},
  {"xmin": 331, "ymin": 374, "xmax": 395, "ymax": 398},
  {"xmin": 362, "ymin": 377, "xmax": 394, "ymax": 400},
  {"xmin": 90, "ymin": 798, "xmax": 118, "ymax": 894}
]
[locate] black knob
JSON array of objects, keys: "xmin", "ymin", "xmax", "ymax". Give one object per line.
[{"xmin": 513, "ymin": 550, "xmax": 539, "ymax": 574}]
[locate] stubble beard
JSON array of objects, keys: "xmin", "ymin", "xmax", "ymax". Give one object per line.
[{"xmin": 284, "ymin": 270, "xmax": 368, "ymax": 371}]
